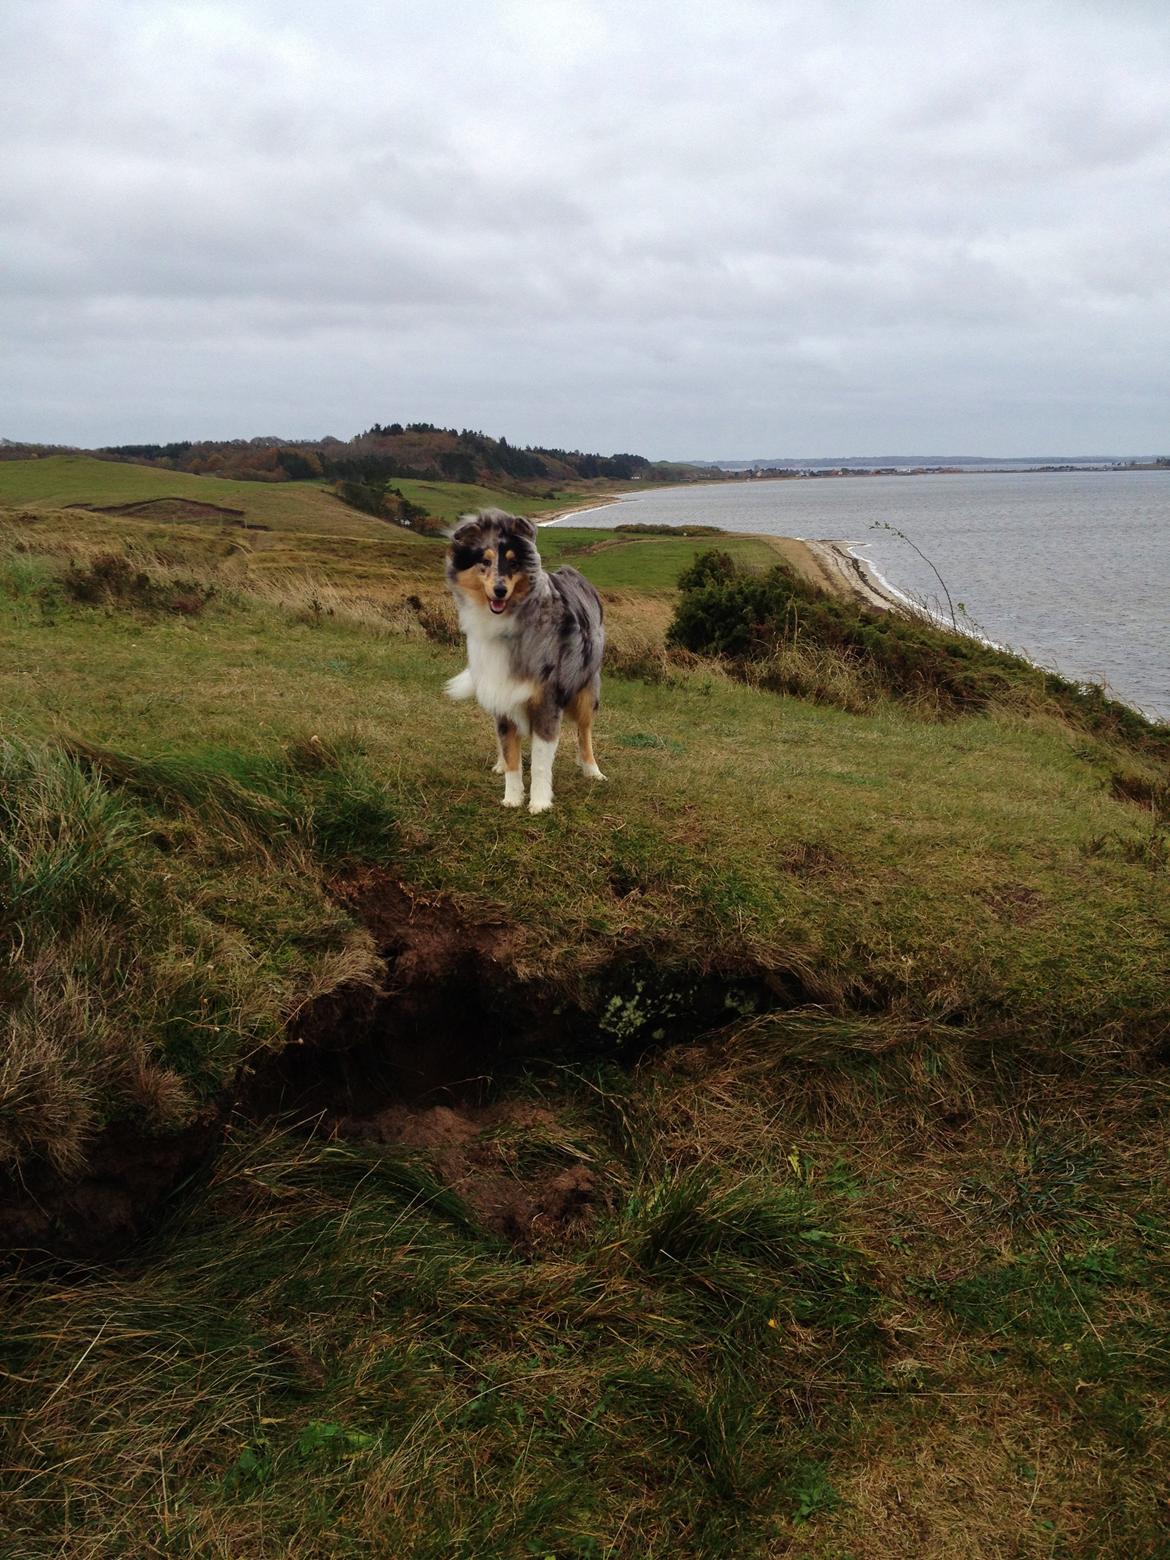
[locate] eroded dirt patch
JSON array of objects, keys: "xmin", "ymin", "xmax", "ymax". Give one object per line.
[
  {"xmin": 68, "ymin": 498, "xmax": 252, "ymax": 523},
  {"xmin": 262, "ymin": 869, "xmax": 530, "ymax": 1110},
  {"xmin": 336, "ymin": 1100, "xmax": 601, "ymax": 1246},
  {"xmin": 4, "ymin": 868, "xmax": 787, "ymax": 1261}
]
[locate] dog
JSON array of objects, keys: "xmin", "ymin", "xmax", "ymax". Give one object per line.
[{"xmin": 444, "ymin": 508, "xmax": 605, "ymax": 813}]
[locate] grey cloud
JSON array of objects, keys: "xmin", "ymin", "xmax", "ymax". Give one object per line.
[{"xmin": 3, "ymin": 0, "xmax": 1170, "ymax": 453}]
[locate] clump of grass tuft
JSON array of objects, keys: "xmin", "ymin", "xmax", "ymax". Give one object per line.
[
  {"xmin": 745, "ymin": 640, "xmax": 884, "ymax": 715},
  {"xmin": 67, "ymin": 732, "xmax": 402, "ymax": 865},
  {"xmin": 610, "ymin": 1166, "xmax": 872, "ymax": 1333},
  {"xmin": 0, "ymin": 736, "xmax": 378, "ymax": 1180},
  {"xmin": 0, "ymin": 737, "xmax": 138, "ymax": 935},
  {"xmin": 61, "ymin": 551, "xmax": 216, "ymax": 616}
]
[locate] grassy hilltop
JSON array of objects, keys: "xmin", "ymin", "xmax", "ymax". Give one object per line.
[
  {"xmin": 1, "ymin": 459, "xmax": 1169, "ymax": 1558},
  {"xmin": 0, "ymin": 452, "xmax": 591, "ymax": 535}
]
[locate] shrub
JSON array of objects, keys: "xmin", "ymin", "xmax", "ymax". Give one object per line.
[
  {"xmin": 335, "ymin": 479, "xmax": 439, "ymax": 532},
  {"xmin": 676, "ymin": 548, "xmax": 740, "ymax": 592},
  {"xmin": 668, "ymin": 552, "xmax": 1170, "ymax": 750},
  {"xmin": 614, "ymin": 522, "xmax": 726, "ymax": 537}
]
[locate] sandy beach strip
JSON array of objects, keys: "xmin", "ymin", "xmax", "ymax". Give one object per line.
[
  {"xmin": 534, "ymin": 495, "xmax": 623, "ymax": 525},
  {"xmin": 763, "ymin": 537, "xmax": 907, "ymax": 614}
]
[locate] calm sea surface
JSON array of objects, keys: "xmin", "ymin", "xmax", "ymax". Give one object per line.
[{"xmin": 557, "ymin": 471, "xmax": 1170, "ymax": 721}]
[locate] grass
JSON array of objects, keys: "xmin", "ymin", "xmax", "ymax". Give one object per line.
[
  {"xmin": 0, "ymin": 1123, "xmax": 880, "ymax": 1557},
  {"xmin": 0, "ymin": 479, "xmax": 1168, "ymax": 1556},
  {"xmin": 535, "ymin": 529, "xmax": 778, "ymax": 590},
  {"xmin": 0, "ymin": 522, "xmax": 1166, "ymax": 1149},
  {"xmin": 3, "ymin": 598, "xmax": 1163, "ymax": 1031},
  {"xmin": 0, "ymin": 732, "xmax": 377, "ymax": 1178},
  {"xmin": 0, "ymin": 455, "xmax": 589, "ymax": 540},
  {"xmin": 4, "ymin": 1032, "xmax": 1169, "ymax": 1555}
]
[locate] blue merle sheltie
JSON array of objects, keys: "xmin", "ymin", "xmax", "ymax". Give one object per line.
[{"xmin": 444, "ymin": 508, "xmax": 605, "ymax": 813}]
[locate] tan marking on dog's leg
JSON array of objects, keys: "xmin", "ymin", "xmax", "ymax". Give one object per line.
[
  {"xmin": 570, "ymin": 688, "xmax": 605, "ymax": 781},
  {"xmin": 499, "ymin": 720, "xmax": 523, "ymax": 806}
]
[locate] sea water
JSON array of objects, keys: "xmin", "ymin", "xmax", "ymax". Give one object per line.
[{"xmin": 556, "ymin": 470, "xmax": 1170, "ymax": 721}]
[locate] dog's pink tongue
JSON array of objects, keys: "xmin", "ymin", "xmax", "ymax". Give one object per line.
[{"xmin": 490, "ymin": 600, "xmax": 507, "ymax": 613}]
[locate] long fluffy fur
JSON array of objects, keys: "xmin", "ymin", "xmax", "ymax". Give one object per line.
[{"xmin": 444, "ymin": 508, "xmax": 605, "ymax": 812}]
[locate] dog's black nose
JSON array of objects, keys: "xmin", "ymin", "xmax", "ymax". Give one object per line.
[{"xmin": 493, "ymin": 582, "xmax": 507, "ymax": 598}]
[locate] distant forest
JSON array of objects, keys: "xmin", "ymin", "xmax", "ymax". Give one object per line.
[{"xmin": 88, "ymin": 424, "xmax": 696, "ymax": 490}]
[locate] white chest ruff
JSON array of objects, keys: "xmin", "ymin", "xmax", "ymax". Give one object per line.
[{"xmin": 462, "ymin": 617, "xmax": 537, "ymax": 728}]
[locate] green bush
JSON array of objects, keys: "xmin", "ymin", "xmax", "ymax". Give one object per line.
[
  {"xmin": 675, "ymin": 548, "xmax": 740, "ymax": 593},
  {"xmin": 614, "ymin": 522, "xmax": 726, "ymax": 537},
  {"xmin": 668, "ymin": 552, "xmax": 1170, "ymax": 751}
]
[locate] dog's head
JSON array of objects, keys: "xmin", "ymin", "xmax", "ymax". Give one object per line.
[{"xmin": 445, "ymin": 508, "xmax": 541, "ymax": 618}]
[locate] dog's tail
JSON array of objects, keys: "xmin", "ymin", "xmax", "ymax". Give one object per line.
[{"xmin": 445, "ymin": 668, "xmax": 474, "ymax": 700}]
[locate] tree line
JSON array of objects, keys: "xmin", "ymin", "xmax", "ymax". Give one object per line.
[{"xmin": 95, "ymin": 425, "xmax": 662, "ymax": 489}]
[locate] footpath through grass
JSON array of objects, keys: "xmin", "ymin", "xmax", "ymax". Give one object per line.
[{"xmin": 0, "ymin": 483, "xmax": 1168, "ymax": 1556}]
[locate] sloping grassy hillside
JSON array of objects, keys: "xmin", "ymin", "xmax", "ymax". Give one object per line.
[
  {"xmin": 1, "ymin": 541, "xmax": 1163, "ymax": 1043},
  {"xmin": 0, "ymin": 454, "xmax": 588, "ymax": 538},
  {"xmin": 1, "ymin": 504, "xmax": 1168, "ymax": 1557}
]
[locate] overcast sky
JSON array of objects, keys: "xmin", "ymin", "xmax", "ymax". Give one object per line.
[{"xmin": 3, "ymin": 0, "xmax": 1169, "ymax": 457}]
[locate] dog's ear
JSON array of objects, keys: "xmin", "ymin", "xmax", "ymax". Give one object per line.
[
  {"xmin": 447, "ymin": 513, "xmax": 483, "ymax": 545},
  {"xmin": 508, "ymin": 516, "xmax": 537, "ymax": 542}
]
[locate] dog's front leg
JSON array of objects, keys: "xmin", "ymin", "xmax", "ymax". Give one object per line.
[
  {"xmin": 497, "ymin": 717, "xmax": 523, "ymax": 807},
  {"xmin": 528, "ymin": 711, "xmax": 562, "ymax": 815}
]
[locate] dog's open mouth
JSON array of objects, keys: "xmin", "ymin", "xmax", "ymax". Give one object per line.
[{"xmin": 489, "ymin": 599, "xmax": 508, "ymax": 614}]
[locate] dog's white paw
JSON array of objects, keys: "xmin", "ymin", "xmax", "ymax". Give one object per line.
[
  {"xmin": 528, "ymin": 796, "xmax": 553, "ymax": 814},
  {"xmin": 492, "ymin": 756, "xmax": 507, "ymax": 774},
  {"xmin": 578, "ymin": 762, "xmax": 607, "ymax": 781},
  {"xmin": 502, "ymin": 772, "xmax": 524, "ymax": 808},
  {"xmin": 501, "ymin": 794, "xmax": 523, "ymax": 808},
  {"xmin": 445, "ymin": 668, "xmax": 474, "ymax": 701}
]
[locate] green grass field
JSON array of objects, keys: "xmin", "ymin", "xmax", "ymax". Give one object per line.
[
  {"xmin": 1, "ymin": 463, "xmax": 1169, "ymax": 1557},
  {"xmin": 0, "ymin": 456, "xmax": 781, "ymax": 592},
  {"xmin": 0, "ymin": 454, "xmax": 591, "ymax": 538}
]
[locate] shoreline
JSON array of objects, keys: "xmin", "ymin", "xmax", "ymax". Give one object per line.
[
  {"xmin": 525, "ymin": 510, "xmax": 1164, "ymax": 718},
  {"xmin": 787, "ymin": 539, "xmax": 908, "ymax": 615},
  {"xmin": 536, "ymin": 504, "xmax": 913, "ymax": 618},
  {"xmin": 535, "ymin": 494, "xmax": 624, "ymax": 526},
  {"xmin": 805, "ymin": 542, "xmax": 1165, "ymax": 721}
]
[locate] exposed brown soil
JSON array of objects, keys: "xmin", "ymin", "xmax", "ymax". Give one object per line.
[
  {"xmin": 979, "ymin": 881, "xmax": 1044, "ymax": 924},
  {"xmin": 778, "ymin": 839, "xmax": 843, "ymax": 877},
  {"xmin": 2, "ymin": 868, "xmax": 785, "ymax": 1262},
  {"xmin": 273, "ymin": 868, "xmax": 529, "ymax": 1107},
  {"xmin": 336, "ymin": 1100, "xmax": 600, "ymax": 1246},
  {"xmin": 68, "ymin": 498, "xmax": 252, "ymax": 523}
]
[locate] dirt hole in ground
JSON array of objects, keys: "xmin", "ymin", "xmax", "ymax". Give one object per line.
[
  {"xmin": 251, "ymin": 868, "xmax": 790, "ymax": 1249},
  {"xmin": 245, "ymin": 870, "xmax": 608, "ymax": 1248},
  {"xmin": 338, "ymin": 1101, "xmax": 600, "ymax": 1248},
  {"xmin": 2, "ymin": 868, "xmax": 789, "ymax": 1262}
]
